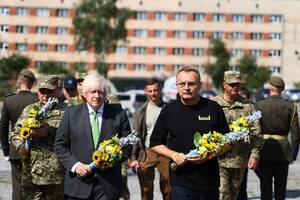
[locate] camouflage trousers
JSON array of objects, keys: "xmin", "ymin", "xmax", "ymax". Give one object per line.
[
  {"xmin": 219, "ymin": 167, "xmax": 245, "ymax": 200},
  {"xmin": 22, "ymin": 183, "xmax": 64, "ymax": 200}
]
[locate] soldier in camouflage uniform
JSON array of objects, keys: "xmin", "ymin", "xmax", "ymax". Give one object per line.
[
  {"xmin": 74, "ymin": 72, "xmax": 87, "ymax": 103},
  {"xmin": 212, "ymin": 71, "xmax": 263, "ymax": 200},
  {"xmin": 11, "ymin": 75, "xmax": 67, "ymax": 200}
]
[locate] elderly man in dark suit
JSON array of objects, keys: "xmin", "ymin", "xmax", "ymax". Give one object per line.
[
  {"xmin": 0, "ymin": 69, "xmax": 37, "ymax": 200},
  {"xmin": 54, "ymin": 73, "xmax": 131, "ymax": 200}
]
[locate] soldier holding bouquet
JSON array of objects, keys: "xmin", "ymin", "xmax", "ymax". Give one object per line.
[
  {"xmin": 11, "ymin": 75, "xmax": 67, "ymax": 200},
  {"xmin": 212, "ymin": 71, "xmax": 263, "ymax": 200}
]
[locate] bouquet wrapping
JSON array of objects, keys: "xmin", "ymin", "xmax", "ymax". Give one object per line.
[
  {"xmin": 89, "ymin": 133, "xmax": 139, "ymax": 170},
  {"xmin": 170, "ymin": 111, "xmax": 261, "ymax": 171},
  {"xmin": 19, "ymin": 98, "xmax": 58, "ymax": 150}
]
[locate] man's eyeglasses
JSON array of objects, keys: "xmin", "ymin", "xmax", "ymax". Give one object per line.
[{"xmin": 176, "ymin": 82, "xmax": 198, "ymax": 89}]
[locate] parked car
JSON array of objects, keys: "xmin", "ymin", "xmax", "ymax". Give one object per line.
[
  {"xmin": 283, "ymin": 89, "xmax": 300, "ymax": 102},
  {"xmin": 115, "ymin": 90, "xmax": 147, "ymax": 116}
]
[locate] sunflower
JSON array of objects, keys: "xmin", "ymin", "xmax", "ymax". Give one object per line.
[{"xmin": 20, "ymin": 127, "xmax": 32, "ymax": 139}]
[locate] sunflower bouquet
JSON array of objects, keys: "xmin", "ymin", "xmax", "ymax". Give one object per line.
[
  {"xmin": 170, "ymin": 111, "xmax": 261, "ymax": 171},
  {"xmin": 19, "ymin": 98, "xmax": 58, "ymax": 150},
  {"xmin": 89, "ymin": 133, "xmax": 139, "ymax": 170}
]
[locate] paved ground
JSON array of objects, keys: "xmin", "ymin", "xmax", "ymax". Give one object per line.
[{"xmin": 1, "ymin": 101, "xmax": 300, "ymax": 199}]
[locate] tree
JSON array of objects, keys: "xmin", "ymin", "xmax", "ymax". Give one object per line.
[
  {"xmin": 73, "ymin": 0, "xmax": 132, "ymax": 76},
  {"xmin": 205, "ymin": 39, "xmax": 230, "ymax": 90},
  {"xmin": 0, "ymin": 53, "xmax": 30, "ymax": 81},
  {"xmin": 237, "ymin": 55, "xmax": 271, "ymax": 91},
  {"xmin": 38, "ymin": 61, "xmax": 70, "ymax": 75}
]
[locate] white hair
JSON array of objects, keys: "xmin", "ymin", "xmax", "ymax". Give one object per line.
[{"xmin": 81, "ymin": 74, "xmax": 108, "ymax": 96}]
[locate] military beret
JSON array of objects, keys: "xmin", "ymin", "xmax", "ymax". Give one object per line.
[
  {"xmin": 36, "ymin": 75, "xmax": 59, "ymax": 90},
  {"xmin": 269, "ymin": 76, "xmax": 285, "ymax": 89},
  {"xmin": 19, "ymin": 69, "xmax": 35, "ymax": 82},
  {"xmin": 224, "ymin": 71, "xmax": 242, "ymax": 84}
]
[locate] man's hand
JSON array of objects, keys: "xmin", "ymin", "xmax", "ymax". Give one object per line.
[
  {"xmin": 32, "ymin": 124, "xmax": 49, "ymax": 138},
  {"xmin": 129, "ymin": 160, "xmax": 140, "ymax": 173},
  {"xmin": 18, "ymin": 145, "xmax": 30, "ymax": 156},
  {"xmin": 248, "ymin": 156, "xmax": 258, "ymax": 169},
  {"xmin": 172, "ymin": 152, "xmax": 187, "ymax": 166},
  {"xmin": 75, "ymin": 163, "xmax": 91, "ymax": 177},
  {"xmin": 187, "ymin": 156, "xmax": 208, "ymax": 165}
]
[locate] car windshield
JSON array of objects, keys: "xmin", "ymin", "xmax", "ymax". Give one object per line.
[
  {"xmin": 118, "ymin": 95, "xmax": 130, "ymax": 100},
  {"xmin": 136, "ymin": 94, "xmax": 147, "ymax": 102}
]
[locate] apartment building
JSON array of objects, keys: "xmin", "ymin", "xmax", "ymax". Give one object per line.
[{"xmin": 1, "ymin": 0, "xmax": 300, "ymax": 87}]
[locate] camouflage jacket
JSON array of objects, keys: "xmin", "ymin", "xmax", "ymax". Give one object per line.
[
  {"xmin": 11, "ymin": 101, "xmax": 67, "ymax": 186},
  {"xmin": 212, "ymin": 94, "xmax": 263, "ymax": 168}
]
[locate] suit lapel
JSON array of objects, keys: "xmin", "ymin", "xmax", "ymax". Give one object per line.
[{"xmin": 81, "ymin": 104, "xmax": 95, "ymax": 150}]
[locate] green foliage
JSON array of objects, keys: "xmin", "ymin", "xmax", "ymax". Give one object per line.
[
  {"xmin": 205, "ymin": 39, "xmax": 230, "ymax": 90},
  {"xmin": 73, "ymin": 0, "xmax": 132, "ymax": 75},
  {"xmin": 293, "ymin": 81, "xmax": 300, "ymax": 89},
  {"xmin": 38, "ymin": 61, "xmax": 70, "ymax": 75},
  {"xmin": 72, "ymin": 62, "xmax": 87, "ymax": 73},
  {"xmin": 194, "ymin": 131, "xmax": 201, "ymax": 148},
  {"xmin": 95, "ymin": 62, "xmax": 108, "ymax": 76},
  {"xmin": 0, "ymin": 53, "xmax": 30, "ymax": 80},
  {"xmin": 237, "ymin": 55, "xmax": 271, "ymax": 90}
]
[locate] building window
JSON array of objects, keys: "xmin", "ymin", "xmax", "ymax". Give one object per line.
[
  {"xmin": 229, "ymin": 66, "xmax": 239, "ymax": 71},
  {"xmin": 231, "ymin": 32, "xmax": 244, "ymax": 40},
  {"xmin": 270, "ymin": 15, "xmax": 283, "ymax": 24},
  {"xmin": 55, "ymin": 44, "xmax": 68, "ymax": 52},
  {"xmin": 16, "ymin": 25, "xmax": 28, "ymax": 33},
  {"xmin": 35, "ymin": 61, "xmax": 45, "ymax": 68},
  {"xmin": 194, "ymin": 13, "xmax": 205, "ymax": 21},
  {"xmin": 56, "ymin": 62, "xmax": 67, "ymax": 68},
  {"xmin": 56, "ymin": 9, "xmax": 69, "ymax": 17},
  {"xmin": 0, "ymin": 25, "xmax": 9, "ymax": 32},
  {"xmin": 0, "ymin": 7, "xmax": 9, "ymax": 16},
  {"xmin": 136, "ymin": 11, "xmax": 147, "ymax": 20},
  {"xmin": 173, "ymin": 30, "xmax": 186, "ymax": 39},
  {"xmin": 36, "ymin": 8, "xmax": 50, "ymax": 17},
  {"xmin": 36, "ymin": 43, "xmax": 48, "ymax": 52},
  {"xmin": 173, "ymin": 48, "xmax": 184, "ymax": 55},
  {"xmin": 16, "ymin": 43, "xmax": 28, "ymax": 51},
  {"xmin": 231, "ymin": 48, "xmax": 244, "ymax": 57},
  {"xmin": 173, "ymin": 64, "xmax": 181, "ymax": 72},
  {"xmin": 16, "ymin": 7, "xmax": 29, "ymax": 16},
  {"xmin": 133, "ymin": 47, "xmax": 146, "ymax": 54},
  {"xmin": 174, "ymin": 12, "xmax": 186, "ymax": 21},
  {"xmin": 154, "ymin": 47, "xmax": 166, "ymax": 55},
  {"xmin": 251, "ymin": 15, "xmax": 263, "ymax": 23},
  {"xmin": 36, "ymin": 26, "xmax": 48, "ymax": 34},
  {"xmin": 134, "ymin": 64, "xmax": 146, "ymax": 71},
  {"xmin": 269, "ymin": 32, "xmax": 282, "ymax": 40},
  {"xmin": 269, "ymin": 49, "xmax": 281, "ymax": 57},
  {"xmin": 155, "ymin": 12, "xmax": 167, "ymax": 21},
  {"xmin": 194, "ymin": 65, "xmax": 203, "ymax": 72},
  {"xmin": 116, "ymin": 46, "xmax": 127, "ymax": 54},
  {"xmin": 192, "ymin": 48, "xmax": 204, "ymax": 56},
  {"xmin": 212, "ymin": 31, "xmax": 224, "ymax": 39},
  {"xmin": 232, "ymin": 14, "xmax": 244, "ymax": 23},
  {"xmin": 135, "ymin": 29, "xmax": 147, "ymax": 37},
  {"xmin": 213, "ymin": 13, "xmax": 225, "ymax": 22},
  {"xmin": 270, "ymin": 66, "xmax": 281, "ymax": 75},
  {"xmin": 115, "ymin": 63, "xmax": 127, "ymax": 71},
  {"xmin": 250, "ymin": 49, "xmax": 262, "ymax": 57},
  {"xmin": 193, "ymin": 31, "xmax": 204, "ymax": 39},
  {"xmin": 56, "ymin": 27, "xmax": 68, "ymax": 35},
  {"xmin": 154, "ymin": 30, "xmax": 166, "ymax": 38},
  {"xmin": 0, "ymin": 42, "xmax": 8, "ymax": 51},
  {"xmin": 250, "ymin": 32, "xmax": 263, "ymax": 40},
  {"xmin": 154, "ymin": 64, "xmax": 165, "ymax": 71}
]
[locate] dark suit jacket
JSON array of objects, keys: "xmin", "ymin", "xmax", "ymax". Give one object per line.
[
  {"xmin": 0, "ymin": 90, "xmax": 38, "ymax": 159},
  {"xmin": 54, "ymin": 103, "xmax": 131, "ymax": 199}
]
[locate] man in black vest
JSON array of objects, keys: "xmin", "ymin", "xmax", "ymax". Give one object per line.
[{"xmin": 0, "ymin": 69, "xmax": 38, "ymax": 200}]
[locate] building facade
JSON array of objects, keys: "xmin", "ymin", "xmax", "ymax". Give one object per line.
[{"xmin": 1, "ymin": 0, "xmax": 300, "ymax": 87}]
